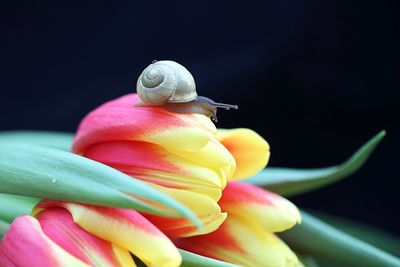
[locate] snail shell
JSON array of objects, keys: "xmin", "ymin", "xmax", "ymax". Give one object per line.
[
  {"xmin": 137, "ymin": 60, "xmax": 197, "ymax": 105},
  {"xmin": 136, "ymin": 60, "xmax": 238, "ymax": 122}
]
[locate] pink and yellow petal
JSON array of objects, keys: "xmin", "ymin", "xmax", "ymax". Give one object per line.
[
  {"xmin": 100, "ymin": 94, "xmax": 216, "ymax": 136},
  {"xmin": 142, "ymin": 184, "xmax": 227, "ymax": 237},
  {"xmin": 131, "ymin": 168, "xmax": 224, "ymax": 201},
  {"xmin": 35, "ymin": 201, "xmax": 181, "ymax": 267},
  {"xmin": 112, "ymin": 245, "xmax": 138, "ymax": 267},
  {"xmin": 175, "ymin": 215, "xmax": 301, "ymax": 267},
  {"xmin": 217, "ymin": 128, "xmax": 270, "ymax": 180},
  {"xmin": 83, "ymin": 141, "xmax": 183, "ymax": 178},
  {"xmin": 83, "ymin": 140, "xmax": 227, "ymax": 200},
  {"xmin": 139, "ymin": 126, "xmax": 212, "ymax": 152},
  {"xmin": 73, "ymin": 94, "xmax": 215, "ymax": 154},
  {"xmin": 36, "ymin": 208, "xmax": 135, "ymax": 267},
  {"xmin": 220, "ymin": 182, "xmax": 301, "ymax": 232},
  {"xmin": 0, "ymin": 215, "xmax": 89, "ymax": 267},
  {"xmin": 164, "ymin": 139, "xmax": 236, "ymax": 182}
]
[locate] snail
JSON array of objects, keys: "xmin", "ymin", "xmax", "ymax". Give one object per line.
[{"xmin": 136, "ymin": 60, "xmax": 238, "ymax": 122}]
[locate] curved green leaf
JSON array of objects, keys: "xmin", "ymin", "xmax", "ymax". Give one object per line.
[
  {"xmin": 0, "ymin": 193, "xmax": 39, "ymax": 223},
  {"xmin": 0, "ymin": 219, "xmax": 9, "ymax": 237},
  {"xmin": 298, "ymin": 255, "xmax": 320, "ymax": 267},
  {"xmin": 0, "ymin": 143, "xmax": 201, "ymax": 227},
  {"xmin": 280, "ymin": 211, "xmax": 400, "ymax": 267},
  {"xmin": 132, "ymin": 250, "xmax": 239, "ymax": 267},
  {"xmin": 244, "ymin": 131, "xmax": 385, "ymax": 196},
  {"xmin": 0, "ymin": 194, "xmax": 39, "ymax": 237},
  {"xmin": 310, "ymin": 211, "xmax": 400, "ymax": 257},
  {"xmin": 179, "ymin": 249, "xmax": 239, "ymax": 267},
  {"xmin": 0, "ymin": 131, "xmax": 73, "ymax": 151}
]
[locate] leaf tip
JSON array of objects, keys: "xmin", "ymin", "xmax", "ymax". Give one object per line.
[{"xmin": 378, "ymin": 130, "xmax": 386, "ymax": 138}]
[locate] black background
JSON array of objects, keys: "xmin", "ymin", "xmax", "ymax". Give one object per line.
[{"xmin": 1, "ymin": 1, "xmax": 399, "ymax": 235}]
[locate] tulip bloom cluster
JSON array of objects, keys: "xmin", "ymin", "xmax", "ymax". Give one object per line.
[{"xmin": 0, "ymin": 94, "xmax": 302, "ymax": 266}]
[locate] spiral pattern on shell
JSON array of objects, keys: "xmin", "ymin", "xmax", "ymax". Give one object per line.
[
  {"xmin": 142, "ymin": 66, "xmax": 165, "ymax": 88},
  {"xmin": 137, "ymin": 60, "xmax": 197, "ymax": 105}
]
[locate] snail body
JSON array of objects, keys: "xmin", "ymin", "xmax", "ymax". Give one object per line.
[{"xmin": 136, "ymin": 60, "xmax": 238, "ymax": 122}]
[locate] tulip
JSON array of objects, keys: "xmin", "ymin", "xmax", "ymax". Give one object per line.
[
  {"xmin": 73, "ymin": 94, "xmax": 236, "ymax": 236},
  {"xmin": 175, "ymin": 182, "xmax": 301, "ymax": 267},
  {"xmin": 67, "ymin": 93, "xmax": 303, "ymax": 265},
  {"xmin": 0, "ymin": 200, "xmax": 182, "ymax": 267},
  {"xmin": 72, "ymin": 94, "xmax": 302, "ymax": 266},
  {"xmin": 174, "ymin": 129, "xmax": 302, "ymax": 266}
]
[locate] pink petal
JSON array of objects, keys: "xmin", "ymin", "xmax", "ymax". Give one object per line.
[
  {"xmin": 219, "ymin": 182, "xmax": 301, "ymax": 232},
  {"xmin": 36, "ymin": 208, "xmax": 134, "ymax": 267},
  {"xmin": 0, "ymin": 215, "xmax": 88, "ymax": 267}
]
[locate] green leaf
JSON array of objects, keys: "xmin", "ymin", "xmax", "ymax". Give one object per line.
[
  {"xmin": 179, "ymin": 249, "xmax": 239, "ymax": 267},
  {"xmin": 244, "ymin": 131, "xmax": 385, "ymax": 196},
  {"xmin": 0, "ymin": 194, "xmax": 37, "ymax": 238},
  {"xmin": 298, "ymin": 255, "xmax": 320, "ymax": 267},
  {"xmin": 0, "ymin": 193, "xmax": 39, "ymax": 223},
  {"xmin": 0, "ymin": 219, "xmax": 9, "ymax": 237},
  {"xmin": 310, "ymin": 211, "xmax": 400, "ymax": 257},
  {"xmin": 0, "ymin": 131, "xmax": 73, "ymax": 151},
  {"xmin": 279, "ymin": 211, "xmax": 400, "ymax": 267},
  {"xmin": 133, "ymin": 249, "xmax": 239, "ymax": 267},
  {"xmin": 0, "ymin": 143, "xmax": 201, "ymax": 227}
]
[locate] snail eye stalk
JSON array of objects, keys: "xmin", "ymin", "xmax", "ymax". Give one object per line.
[{"xmin": 195, "ymin": 96, "xmax": 239, "ymax": 110}]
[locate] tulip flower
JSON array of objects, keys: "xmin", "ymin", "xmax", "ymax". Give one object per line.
[
  {"xmin": 0, "ymin": 200, "xmax": 182, "ymax": 267},
  {"xmin": 73, "ymin": 94, "xmax": 236, "ymax": 236},
  {"xmin": 175, "ymin": 182, "xmax": 301, "ymax": 267},
  {"xmin": 73, "ymin": 93, "xmax": 302, "ymax": 266},
  {"xmin": 170, "ymin": 127, "xmax": 302, "ymax": 266}
]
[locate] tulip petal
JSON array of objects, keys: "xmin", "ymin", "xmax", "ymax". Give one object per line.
[
  {"xmin": 36, "ymin": 208, "xmax": 136, "ymax": 267},
  {"xmin": 164, "ymin": 139, "xmax": 236, "ymax": 180},
  {"xmin": 219, "ymin": 182, "xmax": 301, "ymax": 232},
  {"xmin": 83, "ymin": 140, "xmax": 226, "ymax": 200},
  {"xmin": 143, "ymin": 184, "xmax": 227, "ymax": 237},
  {"xmin": 217, "ymin": 128, "xmax": 270, "ymax": 180},
  {"xmin": 0, "ymin": 215, "xmax": 89, "ymax": 267},
  {"xmin": 73, "ymin": 94, "xmax": 215, "ymax": 154},
  {"xmin": 113, "ymin": 245, "xmax": 138, "ymax": 267},
  {"xmin": 98, "ymin": 94, "xmax": 217, "ymax": 135},
  {"xmin": 34, "ymin": 201, "xmax": 182, "ymax": 267},
  {"xmin": 175, "ymin": 214, "xmax": 301, "ymax": 267}
]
